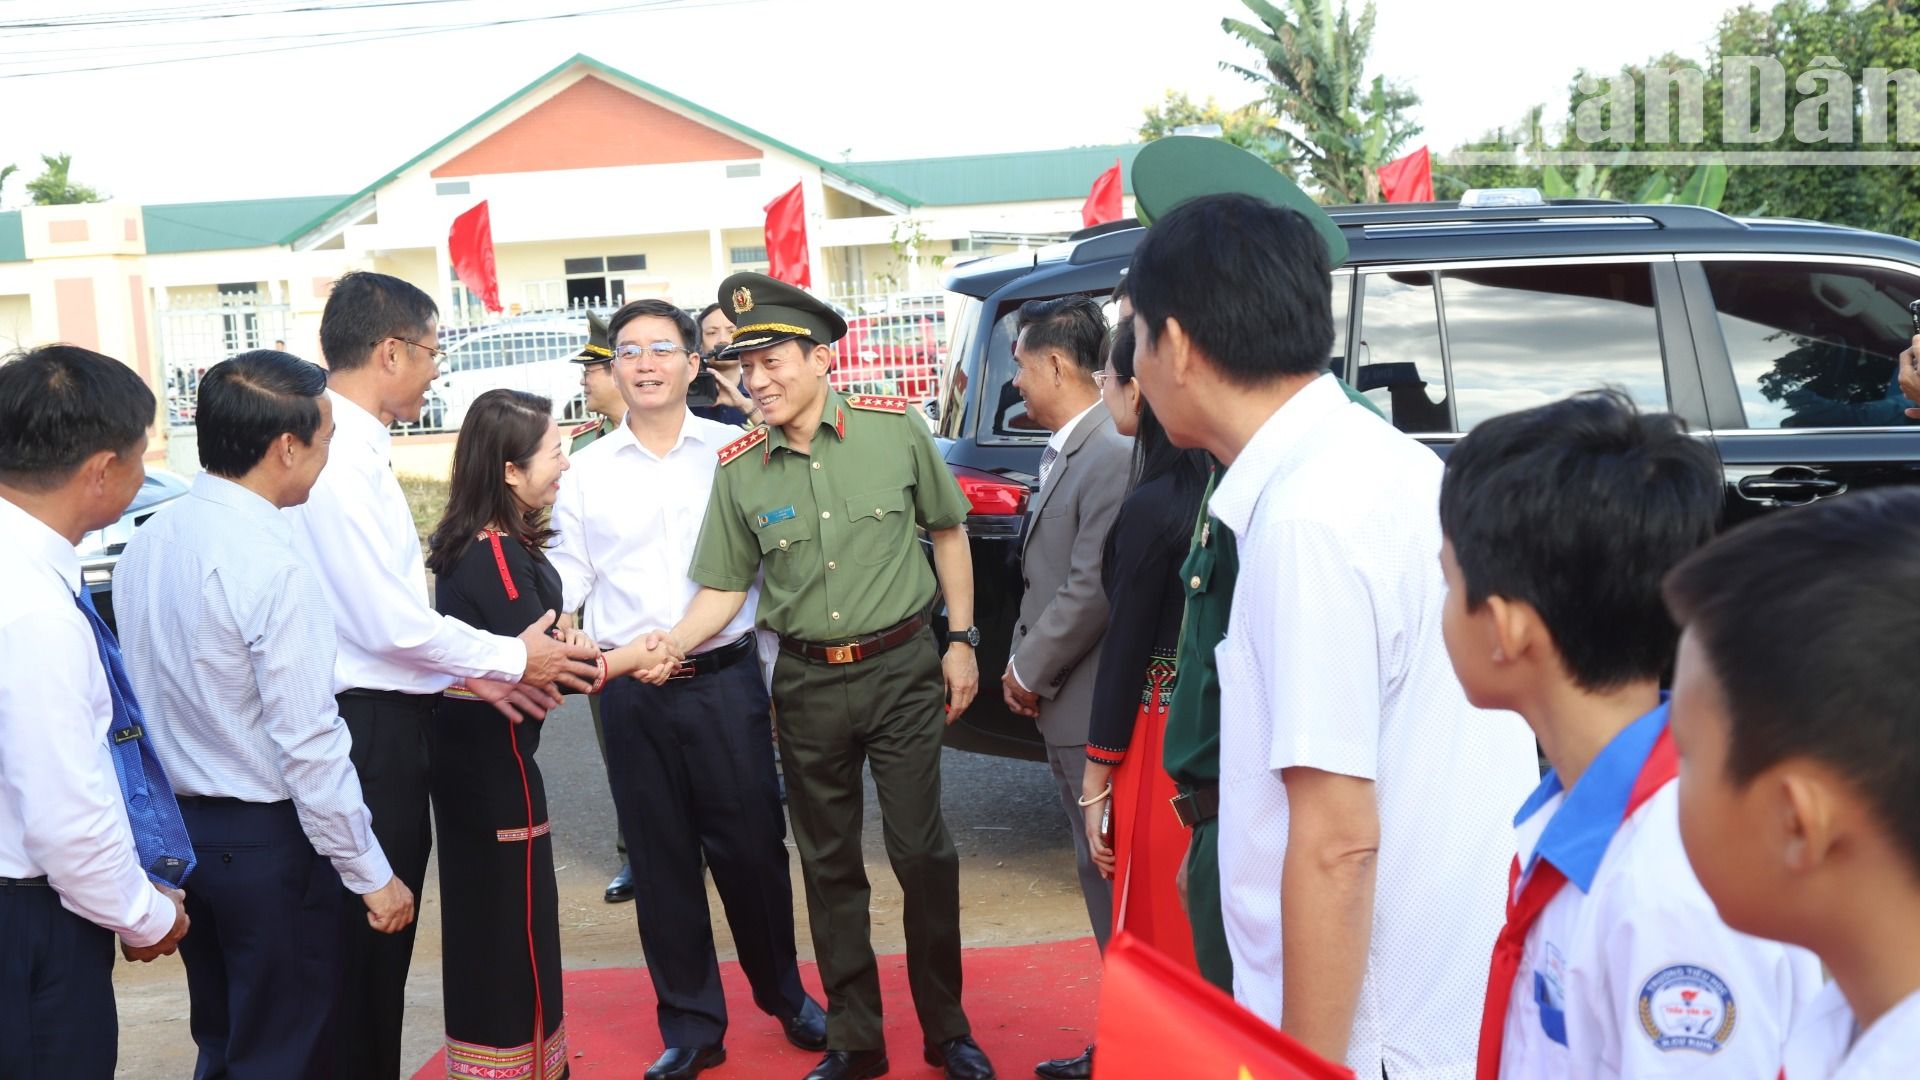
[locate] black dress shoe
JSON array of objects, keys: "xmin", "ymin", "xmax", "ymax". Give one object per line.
[
  {"xmin": 924, "ymin": 1035, "xmax": 996, "ymax": 1080},
  {"xmin": 802, "ymin": 1048, "xmax": 889, "ymax": 1079},
  {"xmin": 783, "ymin": 995, "xmax": 829, "ymax": 1051},
  {"xmin": 1033, "ymin": 1044, "xmax": 1092, "ymax": 1080},
  {"xmin": 644, "ymin": 1044, "xmax": 725, "ymax": 1080},
  {"xmin": 604, "ymin": 863, "xmax": 634, "ymax": 904}
]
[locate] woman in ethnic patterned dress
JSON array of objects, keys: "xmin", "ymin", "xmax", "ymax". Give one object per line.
[
  {"xmin": 1081, "ymin": 316, "xmax": 1210, "ymax": 968},
  {"xmin": 426, "ymin": 389, "xmax": 598, "ymax": 1080}
]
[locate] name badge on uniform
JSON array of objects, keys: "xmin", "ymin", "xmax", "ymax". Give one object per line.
[{"xmin": 757, "ymin": 506, "xmax": 796, "ymax": 528}]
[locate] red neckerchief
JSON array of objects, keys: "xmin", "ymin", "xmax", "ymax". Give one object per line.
[{"xmin": 1474, "ymin": 726, "xmax": 1677, "ymax": 1078}]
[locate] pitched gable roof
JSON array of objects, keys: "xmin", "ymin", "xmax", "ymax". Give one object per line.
[
  {"xmin": 281, "ymin": 53, "xmax": 919, "ymax": 247},
  {"xmin": 143, "ymin": 195, "xmax": 348, "ymax": 254}
]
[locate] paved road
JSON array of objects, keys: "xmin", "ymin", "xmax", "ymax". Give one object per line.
[{"xmin": 113, "ymin": 693, "xmax": 1090, "ymax": 1077}]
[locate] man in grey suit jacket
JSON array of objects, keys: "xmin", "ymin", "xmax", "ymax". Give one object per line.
[{"xmin": 1001, "ymin": 297, "xmax": 1131, "ymax": 974}]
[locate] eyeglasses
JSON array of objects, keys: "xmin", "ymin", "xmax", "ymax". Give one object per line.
[
  {"xmin": 1091, "ymin": 370, "xmax": 1131, "ymax": 388},
  {"xmin": 377, "ymin": 336, "xmax": 448, "ymax": 362},
  {"xmin": 615, "ymin": 342, "xmax": 692, "ymax": 361}
]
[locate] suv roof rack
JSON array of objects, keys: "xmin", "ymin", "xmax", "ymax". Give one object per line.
[{"xmin": 1327, "ymin": 203, "xmax": 1745, "ymax": 231}]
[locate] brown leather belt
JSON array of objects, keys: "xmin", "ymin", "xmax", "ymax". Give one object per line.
[
  {"xmin": 1170, "ymin": 784, "xmax": 1219, "ymax": 829},
  {"xmin": 779, "ymin": 613, "xmax": 926, "ymax": 666}
]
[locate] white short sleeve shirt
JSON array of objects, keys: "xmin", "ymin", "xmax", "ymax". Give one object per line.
[
  {"xmin": 1498, "ymin": 704, "xmax": 1822, "ymax": 1079},
  {"xmin": 1209, "ymin": 374, "xmax": 1541, "ymax": 1079},
  {"xmin": 1783, "ymin": 982, "xmax": 1920, "ymax": 1079}
]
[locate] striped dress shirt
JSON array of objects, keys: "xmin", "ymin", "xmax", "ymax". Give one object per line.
[{"xmin": 116, "ymin": 473, "xmax": 391, "ymax": 893}]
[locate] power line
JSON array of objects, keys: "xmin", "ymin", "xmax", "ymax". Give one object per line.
[{"xmin": 0, "ymin": 0, "xmax": 759, "ymax": 77}]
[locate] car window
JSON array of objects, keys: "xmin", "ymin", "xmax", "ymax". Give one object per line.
[
  {"xmin": 987, "ymin": 306, "xmax": 1044, "ymax": 440},
  {"xmin": 938, "ymin": 296, "xmax": 980, "ymax": 438},
  {"xmin": 1442, "ymin": 262, "xmax": 1667, "ymax": 430},
  {"xmin": 1330, "ymin": 273, "xmax": 1352, "ymax": 383},
  {"xmin": 1356, "ymin": 271, "xmax": 1451, "ymax": 433},
  {"xmin": 1704, "ymin": 260, "xmax": 1920, "ymax": 428}
]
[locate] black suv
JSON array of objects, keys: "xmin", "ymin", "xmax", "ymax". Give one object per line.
[{"xmin": 930, "ymin": 201, "xmax": 1920, "ymax": 760}]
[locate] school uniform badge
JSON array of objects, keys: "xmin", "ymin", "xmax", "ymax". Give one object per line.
[{"xmin": 1637, "ymin": 964, "xmax": 1736, "ymax": 1052}]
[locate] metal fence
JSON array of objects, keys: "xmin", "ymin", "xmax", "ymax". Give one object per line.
[
  {"xmin": 821, "ymin": 288, "xmax": 947, "ymax": 404},
  {"xmin": 156, "ymin": 290, "xmax": 291, "ymax": 426},
  {"xmin": 397, "ymin": 301, "xmax": 600, "ymax": 435}
]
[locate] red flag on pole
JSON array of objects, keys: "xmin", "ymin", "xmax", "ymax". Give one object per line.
[
  {"xmin": 1082, "ymin": 159, "xmax": 1124, "ymax": 227},
  {"xmin": 448, "ymin": 201, "xmax": 502, "ymax": 313},
  {"xmin": 764, "ymin": 182, "xmax": 812, "ymax": 289},
  {"xmin": 1377, "ymin": 146, "xmax": 1435, "ymax": 203},
  {"xmin": 1096, "ymin": 933, "xmax": 1355, "ymax": 1080}
]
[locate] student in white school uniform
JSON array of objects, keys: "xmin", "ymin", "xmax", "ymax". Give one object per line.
[
  {"xmin": 1437, "ymin": 391, "xmax": 1821, "ymax": 1080},
  {"xmin": 1126, "ymin": 192, "xmax": 1539, "ymax": 1076},
  {"xmin": 1661, "ymin": 488, "xmax": 1920, "ymax": 1079}
]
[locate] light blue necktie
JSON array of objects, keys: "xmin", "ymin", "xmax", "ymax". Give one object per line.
[{"xmin": 73, "ymin": 588, "xmax": 194, "ymax": 888}]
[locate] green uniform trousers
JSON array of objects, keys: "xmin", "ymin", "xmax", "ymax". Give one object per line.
[
  {"xmin": 771, "ymin": 633, "xmax": 968, "ymax": 1050},
  {"xmin": 1184, "ymin": 817, "xmax": 1233, "ymax": 993}
]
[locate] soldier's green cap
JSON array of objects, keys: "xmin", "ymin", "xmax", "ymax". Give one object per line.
[
  {"xmin": 570, "ymin": 309, "xmax": 612, "ymax": 365},
  {"xmin": 1130, "ymin": 135, "xmax": 1349, "ymax": 267},
  {"xmin": 715, "ymin": 271, "xmax": 848, "ymax": 360}
]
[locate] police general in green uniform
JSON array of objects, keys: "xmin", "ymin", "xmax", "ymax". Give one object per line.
[{"xmin": 649, "ymin": 273, "xmax": 995, "ymax": 1080}]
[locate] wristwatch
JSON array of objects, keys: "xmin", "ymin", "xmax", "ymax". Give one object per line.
[{"xmin": 944, "ymin": 626, "xmax": 981, "ymax": 647}]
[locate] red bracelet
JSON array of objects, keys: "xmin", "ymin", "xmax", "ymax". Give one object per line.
[{"xmin": 587, "ymin": 652, "xmax": 609, "ymax": 694}]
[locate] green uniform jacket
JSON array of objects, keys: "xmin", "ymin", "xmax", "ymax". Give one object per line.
[
  {"xmin": 568, "ymin": 415, "xmax": 616, "ymax": 454},
  {"xmin": 691, "ymin": 389, "xmax": 970, "ymax": 642}
]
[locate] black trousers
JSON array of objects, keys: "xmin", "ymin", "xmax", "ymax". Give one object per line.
[
  {"xmin": 0, "ymin": 878, "xmax": 117, "ymax": 1079},
  {"xmin": 178, "ymin": 797, "xmax": 345, "ymax": 1080},
  {"xmin": 333, "ymin": 690, "xmax": 434, "ymax": 1080},
  {"xmin": 601, "ymin": 656, "xmax": 807, "ymax": 1048}
]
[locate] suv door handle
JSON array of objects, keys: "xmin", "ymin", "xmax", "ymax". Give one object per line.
[{"xmin": 1735, "ymin": 470, "xmax": 1846, "ymax": 504}]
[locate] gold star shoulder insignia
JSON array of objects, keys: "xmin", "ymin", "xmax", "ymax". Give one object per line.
[
  {"xmin": 717, "ymin": 425, "xmax": 769, "ymax": 466},
  {"xmin": 568, "ymin": 419, "xmax": 601, "ymax": 439},
  {"xmin": 845, "ymin": 394, "xmax": 910, "ymax": 414}
]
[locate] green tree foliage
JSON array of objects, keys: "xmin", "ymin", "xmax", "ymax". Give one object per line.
[
  {"xmin": 1220, "ymin": 0, "xmax": 1422, "ymax": 202},
  {"xmin": 26, "ymin": 153, "xmax": 104, "ymax": 205},
  {"xmin": 1138, "ymin": 89, "xmax": 1289, "ymax": 170},
  {"xmin": 1439, "ymin": 2, "xmax": 1920, "ymax": 234}
]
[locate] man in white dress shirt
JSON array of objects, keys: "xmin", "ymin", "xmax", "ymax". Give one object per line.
[
  {"xmin": 118, "ymin": 351, "xmax": 416, "ymax": 1079},
  {"xmin": 0, "ymin": 345, "xmax": 191, "ymax": 1079},
  {"xmin": 552, "ymin": 299, "xmax": 823, "ymax": 1080},
  {"xmin": 1128, "ymin": 194, "xmax": 1538, "ymax": 1077},
  {"xmin": 285, "ymin": 271, "xmax": 599, "ymax": 1079}
]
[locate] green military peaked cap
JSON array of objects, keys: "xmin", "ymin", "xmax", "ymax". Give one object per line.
[
  {"xmin": 715, "ymin": 271, "xmax": 848, "ymax": 360},
  {"xmin": 570, "ymin": 309, "xmax": 612, "ymax": 364},
  {"xmin": 1130, "ymin": 135, "xmax": 1349, "ymax": 267}
]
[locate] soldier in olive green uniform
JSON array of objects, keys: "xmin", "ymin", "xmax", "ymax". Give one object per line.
[
  {"xmin": 565, "ymin": 309, "xmax": 634, "ymax": 902},
  {"xmin": 1129, "ymin": 136, "xmax": 1381, "ymax": 995},
  {"xmin": 648, "ymin": 273, "xmax": 996, "ymax": 1080},
  {"xmin": 569, "ymin": 310, "xmax": 622, "ymax": 455}
]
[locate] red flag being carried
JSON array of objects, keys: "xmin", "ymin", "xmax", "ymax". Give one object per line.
[
  {"xmin": 1082, "ymin": 159, "xmax": 1124, "ymax": 227},
  {"xmin": 764, "ymin": 182, "xmax": 812, "ymax": 289},
  {"xmin": 448, "ymin": 200, "xmax": 502, "ymax": 313},
  {"xmin": 1096, "ymin": 933, "xmax": 1354, "ymax": 1080},
  {"xmin": 1377, "ymin": 146, "xmax": 1435, "ymax": 203}
]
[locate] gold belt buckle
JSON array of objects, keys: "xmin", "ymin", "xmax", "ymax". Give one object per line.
[{"xmin": 824, "ymin": 644, "xmax": 856, "ymax": 665}]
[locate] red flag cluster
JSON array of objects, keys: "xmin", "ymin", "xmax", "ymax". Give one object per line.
[
  {"xmin": 1082, "ymin": 159, "xmax": 1124, "ymax": 227},
  {"xmin": 764, "ymin": 182, "xmax": 812, "ymax": 289},
  {"xmin": 448, "ymin": 201, "xmax": 502, "ymax": 313},
  {"xmin": 1377, "ymin": 147, "xmax": 1434, "ymax": 203}
]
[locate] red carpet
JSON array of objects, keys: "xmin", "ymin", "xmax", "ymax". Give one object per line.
[{"xmin": 411, "ymin": 937, "xmax": 1102, "ymax": 1078}]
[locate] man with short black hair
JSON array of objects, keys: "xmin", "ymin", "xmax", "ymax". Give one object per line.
[
  {"xmin": 118, "ymin": 350, "xmax": 415, "ymax": 1079},
  {"xmin": 555, "ymin": 297, "xmax": 824, "ymax": 1080},
  {"xmin": 695, "ymin": 301, "xmax": 757, "ymax": 426},
  {"xmin": 287, "ymin": 270, "xmax": 600, "ymax": 1078},
  {"xmin": 0, "ymin": 345, "xmax": 193, "ymax": 1080},
  {"xmin": 1130, "ymin": 195, "xmax": 1536, "ymax": 1076},
  {"xmin": 1005, "ymin": 296, "xmax": 1129, "ymax": 1080}
]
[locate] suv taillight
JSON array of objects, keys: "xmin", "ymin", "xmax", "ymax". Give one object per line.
[{"xmin": 951, "ymin": 464, "xmax": 1028, "ymax": 516}]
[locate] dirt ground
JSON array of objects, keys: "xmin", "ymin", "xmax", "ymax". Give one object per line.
[{"xmin": 111, "ymin": 693, "xmax": 1094, "ymax": 1077}]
